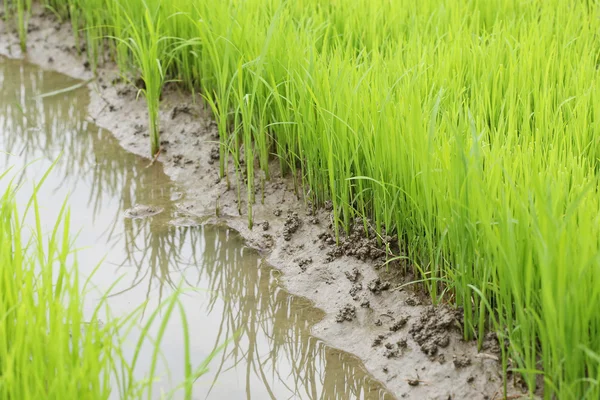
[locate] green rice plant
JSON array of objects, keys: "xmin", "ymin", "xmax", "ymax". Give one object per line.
[
  {"xmin": 108, "ymin": 0, "xmax": 174, "ymax": 157},
  {"xmin": 236, "ymin": 64, "xmax": 255, "ymax": 229},
  {"xmin": 0, "ymin": 173, "xmax": 114, "ymax": 398},
  {"xmin": 184, "ymin": 3, "xmax": 236, "ymax": 182},
  {"xmin": 13, "ymin": 0, "xmax": 32, "ymax": 52},
  {"xmin": 0, "ymin": 165, "xmax": 222, "ymax": 398}
]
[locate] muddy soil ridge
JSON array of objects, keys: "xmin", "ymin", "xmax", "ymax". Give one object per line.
[{"xmin": 0, "ymin": 10, "xmax": 523, "ymax": 399}]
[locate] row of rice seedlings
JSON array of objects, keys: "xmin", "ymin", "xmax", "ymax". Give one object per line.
[
  {"xmin": 10, "ymin": 0, "xmax": 600, "ymax": 397},
  {"xmin": 110, "ymin": 1, "xmax": 170, "ymax": 157},
  {"xmin": 0, "ymin": 168, "xmax": 222, "ymax": 398},
  {"xmin": 36, "ymin": 0, "xmax": 175, "ymax": 156}
]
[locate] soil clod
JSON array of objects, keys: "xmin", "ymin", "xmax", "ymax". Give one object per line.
[
  {"xmin": 335, "ymin": 304, "xmax": 357, "ymax": 323},
  {"xmin": 409, "ymin": 306, "xmax": 460, "ymax": 358},
  {"xmin": 405, "ymin": 296, "xmax": 421, "ymax": 306},
  {"xmin": 368, "ymin": 278, "xmax": 391, "ymax": 294},
  {"xmin": 208, "ymin": 146, "xmax": 220, "ymax": 164},
  {"xmin": 453, "ymin": 355, "xmax": 472, "ymax": 369},
  {"xmin": 349, "ymin": 283, "xmax": 363, "ymax": 300},
  {"xmin": 384, "ymin": 346, "xmax": 400, "ymax": 359},
  {"xmin": 372, "ymin": 334, "xmax": 387, "ymax": 347},
  {"xmin": 283, "ymin": 212, "xmax": 301, "ymax": 241},
  {"xmin": 389, "ymin": 316, "xmax": 409, "ymax": 332},
  {"xmin": 345, "ymin": 267, "xmax": 361, "ymax": 282},
  {"xmin": 295, "ymin": 257, "xmax": 312, "ymax": 272}
]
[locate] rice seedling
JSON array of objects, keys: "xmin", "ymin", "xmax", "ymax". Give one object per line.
[
  {"xmin": 115, "ymin": 5, "xmax": 165, "ymax": 156},
  {"xmin": 11, "ymin": 0, "xmax": 32, "ymax": 52},
  {"xmin": 8, "ymin": 0, "xmax": 600, "ymax": 397},
  {"xmin": 106, "ymin": 0, "xmax": 177, "ymax": 156},
  {"xmin": 0, "ymin": 166, "xmax": 222, "ymax": 398}
]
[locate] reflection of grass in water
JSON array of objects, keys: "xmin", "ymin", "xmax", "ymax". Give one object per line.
[
  {"xmin": 199, "ymin": 227, "xmax": 389, "ymax": 399},
  {"xmin": 109, "ymin": 218, "xmax": 388, "ymax": 399},
  {"xmin": 0, "ymin": 57, "xmax": 388, "ymax": 398},
  {"xmin": 0, "ymin": 59, "xmax": 130, "ymax": 213},
  {"xmin": 0, "ymin": 170, "xmax": 221, "ymax": 399}
]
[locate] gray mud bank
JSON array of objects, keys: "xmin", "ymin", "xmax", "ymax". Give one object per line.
[{"xmin": 0, "ymin": 10, "xmax": 522, "ymax": 400}]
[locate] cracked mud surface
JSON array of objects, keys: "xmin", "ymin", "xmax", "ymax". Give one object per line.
[{"xmin": 0, "ymin": 11, "xmax": 524, "ymax": 399}]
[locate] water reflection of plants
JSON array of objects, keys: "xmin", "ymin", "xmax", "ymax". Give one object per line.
[
  {"xmin": 111, "ymin": 219, "xmax": 390, "ymax": 399},
  {"xmin": 0, "ymin": 57, "xmax": 187, "ymax": 288},
  {"xmin": 197, "ymin": 226, "xmax": 390, "ymax": 400},
  {"xmin": 0, "ymin": 57, "xmax": 390, "ymax": 399},
  {"xmin": 0, "ymin": 57, "xmax": 153, "ymax": 216}
]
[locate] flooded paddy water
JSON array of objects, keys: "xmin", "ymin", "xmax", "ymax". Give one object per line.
[{"xmin": 0, "ymin": 57, "xmax": 393, "ymax": 399}]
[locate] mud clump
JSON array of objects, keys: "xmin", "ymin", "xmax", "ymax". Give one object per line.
[
  {"xmin": 262, "ymin": 234, "xmax": 274, "ymax": 248},
  {"xmin": 453, "ymin": 355, "xmax": 472, "ymax": 369},
  {"xmin": 372, "ymin": 334, "xmax": 387, "ymax": 347},
  {"xmin": 368, "ymin": 278, "xmax": 391, "ymax": 294},
  {"xmin": 383, "ymin": 342, "xmax": 400, "ymax": 359},
  {"xmin": 345, "ymin": 267, "xmax": 361, "ymax": 282},
  {"xmin": 319, "ymin": 217, "xmax": 399, "ymax": 263},
  {"xmin": 123, "ymin": 204, "xmax": 164, "ymax": 219},
  {"xmin": 208, "ymin": 146, "xmax": 220, "ymax": 164},
  {"xmin": 349, "ymin": 283, "xmax": 363, "ymax": 300},
  {"xmin": 409, "ymin": 306, "xmax": 460, "ymax": 357},
  {"xmin": 335, "ymin": 304, "xmax": 357, "ymax": 323},
  {"xmin": 295, "ymin": 257, "xmax": 312, "ymax": 272},
  {"xmin": 405, "ymin": 296, "xmax": 421, "ymax": 306},
  {"xmin": 389, "ymin": 316, "xmax": 409, "ymax": 332},
  {"xmin": 117, "ymin": 86, "xmax": 132, "ymax": 97},
  {"xmin": 283, "ymin": 212, "xmax": 301, "ymax": 241},
  {"xmin": 325, "ymin": 246, "xmax": 344, "ymax": 262}
]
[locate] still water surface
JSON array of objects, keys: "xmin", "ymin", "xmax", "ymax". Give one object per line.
[{"xmin": 0, "ymin": 57, "xmax": 392, "ymax": 399}]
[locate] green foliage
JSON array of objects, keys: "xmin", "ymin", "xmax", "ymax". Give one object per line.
[
  {"xmin": 0, "ymin": 168, "xmax": 221, "ymax": 398},
  {"xmin": 4, "ymin": 0, "xmax": 33, "ymax": 51},
  {"xmin": 7, "ymin": 0, "xmax": 600, "ymax": 397}
]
